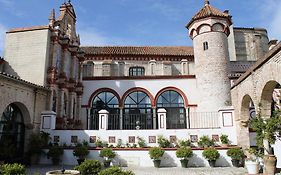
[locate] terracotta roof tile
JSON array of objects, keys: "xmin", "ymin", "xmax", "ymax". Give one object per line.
[
  {"xmin": 186, "ymin": 3, "xmax": 232, "ymax": 28},
  {"xmin": 81, "ymin": 46, "xmax": 194, "ymax": 56}
]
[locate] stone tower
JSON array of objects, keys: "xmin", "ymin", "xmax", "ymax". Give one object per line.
[{"xmin": 186, "ymin": 0, "xmax": 232, "ymax": 112}]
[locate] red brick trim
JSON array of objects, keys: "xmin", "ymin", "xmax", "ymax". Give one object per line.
[
  {"xmin": 154, "ymin": 87, "xmax": 189, "ymax": 108},
  {"xmin": 83, "ymin": 75, "xmax": 196, "ymax": 81},
  {"xmin": 120, "ymin": 87, "xmax": 155, "ymax": 108},
  {"xmin": 87, "ymin": 88, "xmax": 121, "ymax": 108}
]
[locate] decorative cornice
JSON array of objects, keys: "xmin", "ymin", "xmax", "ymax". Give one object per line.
[{"xmin": 83, "ymin": 75, "xmax": 196, "ymax": 81}]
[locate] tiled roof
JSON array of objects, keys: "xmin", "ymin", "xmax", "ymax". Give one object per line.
[
  {"xmin": 229, "ymin": 61, "xmax": 256, "ymax": 73},
  {"xmin": 186, "ymin": 2, "xmax": 232, "ymax": 28},
  {"xmin": 0, "ymin": 71, "xmax": 49, "ymax": 90},
  {"xmin": 7, "ymin": 25, "xmax": 50, "ymax": 33},
  {"xmin": 81, "ymin": 46, "xmax": 194, "ymax": 56}
]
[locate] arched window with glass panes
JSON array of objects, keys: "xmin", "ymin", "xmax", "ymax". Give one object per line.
[
  {"xmin": 90, "ymin": 91, "xmax": 119, "ymax": 130},
  {"xmin": 156, "ymin": 90, "xmax": 186, "ymax": 129},
  {"xmin": 123, "ymin": 91, "xmax": 153, "ymax": 130}
]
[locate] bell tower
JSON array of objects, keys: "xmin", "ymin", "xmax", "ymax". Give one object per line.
[{"xmin": 186, "ymin": 0, "xmax": 232, "ymax": 112}]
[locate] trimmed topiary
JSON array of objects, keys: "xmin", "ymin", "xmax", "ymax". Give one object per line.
[{"xmin": 74, "ymin": 159, "xmax": 102, "ymax": 175}]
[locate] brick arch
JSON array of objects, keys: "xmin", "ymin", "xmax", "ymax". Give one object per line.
[
  {"xmin": 88, "ymin": 88, "xmax": 121, "ymax": 108},
  {"xmin": 120, "ymin": 87, "xmax": 154, "ymax": 108},
  {"xmin": 259, "ymin": 80, "xmax": 280, "ymax": 118},
  {"xmin": 211, "ymin": 22, "xmax": 225, "ymax": 32},
  {"xmin": 240, "ymin": 94, "xmax": 255, "ymax": 121},
  {"xmin": 196, "ymin": 23, "xmax": 212, "ymax": 34},
  {"xmin": 154, "ymin": 87, "xmax": 189, "ymax": 108}
]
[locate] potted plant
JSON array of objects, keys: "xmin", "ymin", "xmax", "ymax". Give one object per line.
[
  {"xmin": 176, "ymin": 147, "xmax": 193, "ymax": 168},
  {"xmin": 244, "ymin": 148, "xmax": 260, "ymax": 174},
  {"xmin": 47, "ymin": 144, "xmax": 64, "ymax": 165},
  {"xmin": 74, "ymin": 159, "xmax": 102, "ymax": 175},
  {"xmin": 99, "ymin": 148, "xmax": 116, "ymax": 167},
  {"xmin": 202, "ymin": 147, "xmax": 220, "ymax": 167},
  {"xmin": 73, "ymin": 143, "xmax": 90, "ymax": 165},
  {"xmin": 226, "ymin": 147, "xmax": 244, "ymax": 167},
  {"xmin": 249, "ymin": 110, "xmax": 281, "ymax": 175},
  {"xmin": 198, "ymin": 135, "xmax": 214, "ymax": 148},
  {"xmin": 27, "ymin": 132, "xmax": 50, "ymax": 164},
  {"xmin": 157, "ymin": 135, "xmax": 170, "ymax": 148},
  {"xmin": 148, "ymin": 147, "xmax": 165, "ymax": 168},
  {"xmin": 220, "ymin": 134, "xmax": 230, "ymax": 147}
]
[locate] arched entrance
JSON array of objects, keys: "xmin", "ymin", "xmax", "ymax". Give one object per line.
[
  {"xmin": 260, "ymin": 81, "xmax": 281, "ymax": 118},
  {"xmin": 0, "ymin": 103, "xmax": 25, "ymax": 162},
  {"xmin": 240, "ymin": 95, "xmax": 256, "ymax": 147}
]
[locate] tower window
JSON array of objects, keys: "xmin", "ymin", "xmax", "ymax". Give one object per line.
[
  {"xmin": 129, "ymin": 67, "xmax": 145, "ymax": 76},
  {"xmin": 203, "ymin": 42, "xmax": 209, "ymax": 50}
]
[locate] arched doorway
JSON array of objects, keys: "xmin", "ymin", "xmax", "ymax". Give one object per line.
[
  {"xmin": 260, "ymin": 81, "xmax": 281, "ymax": 118},
  {"xmin": 240, "ymin": 95, "xmax": 256, "ymax": 147},
  {"xmin": 0, "ymin": 103, "xmax": 25, "ymax": 162}
]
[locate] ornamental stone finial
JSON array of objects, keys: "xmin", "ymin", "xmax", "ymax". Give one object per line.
[{"xmin": 205, "ymin": 0, "xmax": 210, "ymax": 5}]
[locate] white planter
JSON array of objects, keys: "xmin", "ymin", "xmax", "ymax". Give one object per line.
[{"xmin": 245, "ymin": 160, "xmax": 259, "ymax": 174}]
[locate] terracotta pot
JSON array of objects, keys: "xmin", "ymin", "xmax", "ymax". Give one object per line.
[{"xmin": 264, "ymin": 154, "xmax": 277, "ymax": 175}]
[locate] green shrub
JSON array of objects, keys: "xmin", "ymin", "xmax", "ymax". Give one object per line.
[
  {"xmin": 148, "ymin": 147, "xmax": 165, "ymax": 160},
  {"xmin": 176, "ymin": 147, "xmax": 193, "ymax": 160},
  {"xmin": 74, "ymin": 159, "xmax": 102, "ymax": 175},
  {"xmin": 47, "ymin": 144, "xmax": 64, "ymax": 159},
  {"xmin": 178, "ymin": 139, "xmax": 191, "ymax": 147},
  {"xmin": 220, "ymin": 135, "xmax": 230, "ymax": 145},
  {"xmin": 198, "ymin": 135, "xmax": 214, "ymax": 148},
  {"xmin": 100, "ymin": 148, "xmax": 116, "ymax": 159},
  {"xmin": 202, "ymin": 147, "xmax": 220, "ymax": 161},
  {"xmin": 98, "ymin": 166, "xmax": 135, "ymax": 175},
  {"xmin": 73, "ymin": 143, "xmax": 89, "ymax": 159},
  {"xmin": 157, "ymin": 135, "xmax": 170, "ymax": 148},
  {"xmin": 227, "ymin": 148, "xmax": 245, "ymax": 160},
  {"xmin": 137, "ymin": 137, "xmax": 146, "ymax": 148},
  {"xmin": 0, "ymin": 163, "xmax": 27, "ymax": 175}
]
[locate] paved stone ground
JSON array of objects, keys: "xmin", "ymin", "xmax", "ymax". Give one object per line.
[{"xmin": 27, "ymin": 165, "xmax": 247, "ymax": 175}]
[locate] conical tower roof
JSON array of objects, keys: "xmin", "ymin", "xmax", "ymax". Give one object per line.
[{"xmin": 186, "ymin": 0, "xmax": 232, "ymax": 29}]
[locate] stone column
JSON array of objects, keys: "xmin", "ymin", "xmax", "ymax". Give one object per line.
[
  {"xmin": 69, "ymin": 92, "xmax": 75, "ymax": 119},
  {"xmin": 157, "ymin": 108, "xmax": 167, "ymax": 130},
  {"xmin": 57, "ymin": 89, "xmax": 65, "ymax": 118},
  {"xmin": 99, "ymin": 110, "xmax": 109, "ymax": 130}
]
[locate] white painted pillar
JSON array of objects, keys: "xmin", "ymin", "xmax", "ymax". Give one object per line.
[
  {"xmin": 157, "ymin": 108, "xmax": 167, "ymax": 130},
  {"xmin": 87, "ymin": 108, "xmax": 91, "ymax": 129},
  {"xmin": 153, "ymin": 107, "xmax": 157, "ymax": 129},
  {"xmin": 99, "ymin": 110, "xmax": 109, "ymax": 130}
]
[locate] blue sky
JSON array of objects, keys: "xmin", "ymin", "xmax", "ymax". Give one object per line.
[{"xmin": 0, "ymin": 0, "xmax": 281, "ymax": 56}]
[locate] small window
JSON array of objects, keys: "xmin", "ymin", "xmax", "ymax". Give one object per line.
[
  {"xmin": 203, "ymin": 42, "xmax": 208, "ymax": 51},
  {"xmin": 129, "ymin": 67, "xmax": 145, "ymax": 76}
]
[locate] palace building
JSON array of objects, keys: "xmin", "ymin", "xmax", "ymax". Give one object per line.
[{"xmin": 0, "ymin": 1, "xmax": 280, "ymax": 167}]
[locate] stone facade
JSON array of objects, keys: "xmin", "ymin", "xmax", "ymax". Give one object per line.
[{"xmin": 231, "ymin": 43, "xmax": 281, "ymax": 148}]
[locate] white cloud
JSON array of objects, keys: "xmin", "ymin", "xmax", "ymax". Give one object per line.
[{"xmin": 0, "ymin": 23, "xmax": 7, "ymax": 56}]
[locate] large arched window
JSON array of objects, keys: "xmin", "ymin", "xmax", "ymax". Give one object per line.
[
  {"xmin": 157, "ymin": 90, "xmax": 186, "ymax": 129},
  {"xmin": 123, "ymin": 91, "xmax": 153, "ymax": 130},
  {"xmin": 0, "ymin": 104, "xmax": 25, "ymax": 161},
  {"xmin": 91, "ymin": 91, "xmax": 119, "ymax": 130}
]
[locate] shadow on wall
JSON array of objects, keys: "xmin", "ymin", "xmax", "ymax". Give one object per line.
[
  {"xmin": 189, "ymin": 154, "xmax": 205, "ymax": 167},
  {"xmin": 2, "ymin": 61, "xmax": 20, "ymax": 77},
  {"xmin": 161, "ymin": 152, "xmax": 177, "ymax": 167}
]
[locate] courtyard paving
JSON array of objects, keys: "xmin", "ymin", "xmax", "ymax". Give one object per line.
[{"xmin": 27, "ymin": 165, "xmax": 247, "ymax": 175}]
